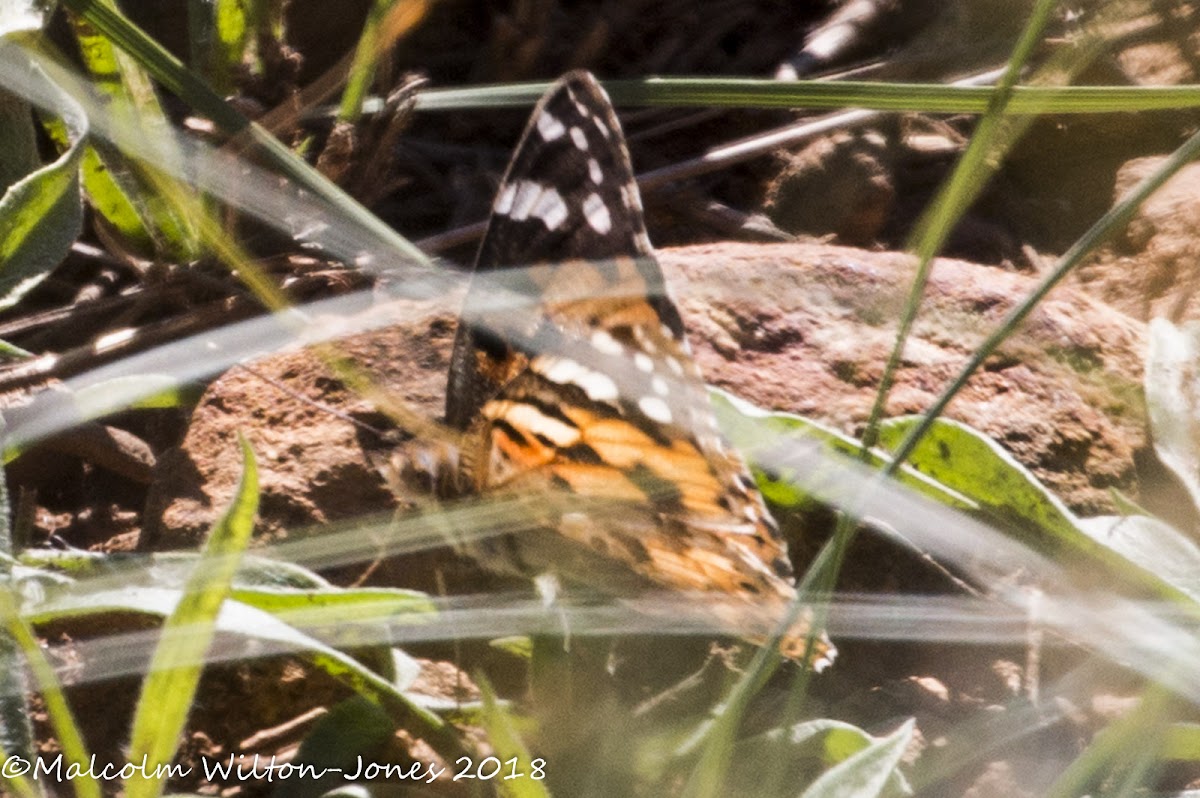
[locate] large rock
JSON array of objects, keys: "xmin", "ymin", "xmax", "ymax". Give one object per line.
[{"xmin": 143, "ymin": 240, "xmax": 1151, "ymax": 549}]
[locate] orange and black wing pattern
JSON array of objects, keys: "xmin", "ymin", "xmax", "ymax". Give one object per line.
[{"xmin": 445, "ymin": 71, "xmax": 834, "ymax": 669}]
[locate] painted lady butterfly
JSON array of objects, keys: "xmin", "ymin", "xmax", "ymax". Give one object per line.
[{"xmin": 425, "ymin": 71, "xmax": 834, "ymax": 669}]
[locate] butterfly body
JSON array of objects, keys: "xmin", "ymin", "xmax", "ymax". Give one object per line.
[{"xmin": 439, "ymin": 71, "xmax": 833, "ymax": 668}]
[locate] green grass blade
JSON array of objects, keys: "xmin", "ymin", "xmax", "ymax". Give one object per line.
[
  {"xmin": 1044, "ymin": 685, "xmax": 1174, "ymax": 798},
  {"xmin": 338, "ymin": 0, "xmax": 392, "ymax": 122},
  {"xmin": 886, "ymin": 122, "xmax": 1200, "ymax": 474},
  {"xmin": 0, "ymin": 587, "xmax": 100, "ymax": 798},
  {"xmin": 478, "ymin": 673, "xmax": 551, "ymax": 798},
  {"xmin": 861, "ymin": 0, "xmax": 1062, "ymax": 452},
  {"xmin": 415, "ymin": 78, "xmax": 1200, "ymax": 115},
  {"xmin": 124, "ymin": 436, "xmax": 258, "ymax": 798},
  {"xmin": 0, "ymin": 411, "xmax": 42, "ymax": 798}
]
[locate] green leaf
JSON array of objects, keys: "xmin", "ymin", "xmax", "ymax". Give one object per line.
[
  {"xmin": 68, "ymin": 0, "xmax": 199, "ymax": 257},
  {"xmin": 877, "ymin": 416, "xmax": 1199, "ymax": 605},
  {"xmin": 877, "ymin": 416, "xmax": 1079, "ymax": 538},
  {"xmin": 709, "ymin": 389, "xmax": 974, "ymax": 511},
  {"xmin": 124, "ymin": 436, "xmax": 259, "ymax": 798},
  {"xmin": 798, "ymin": 719, "xmax": 914, "ymax": 798},
  {"xmin": 731, "ymin": 719, "xmax": 913, "ymax": 798},
  {"xmin": 1077, "ymin": 515, "xmax": 1200, "ymax": 604},
  {"xmin": 0, "ymin": 54, "xmax": 84, "ymax": 311}
]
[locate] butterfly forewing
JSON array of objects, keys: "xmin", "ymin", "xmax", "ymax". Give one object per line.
[
  {"xmin": 443, "ymin": 71, "xmax": 834, "ymax": 669},
  {"xmin": 447, "ymin": 74, "xmax": 682, "ymax": 429}
]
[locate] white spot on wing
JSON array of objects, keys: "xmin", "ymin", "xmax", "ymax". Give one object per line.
[
  {"xmin": 530, "ymin": 186, "xmax": 568, "ymax": 230},
  {"xmin": 638, "ymin": 396, "xmax": 673, "ymax": 424},
  {"xmin": 570, "ymin": 126, "xmax": 588, "ymax": 150},
  {"xmin": 651, "ymin": 376, "xmax": 669, "ymax": 396},
  {"xmin": 579, "ymin": 371, "xmax": 619, "ymax": 402},
  {"xmin": 537, "ymin": 357, "xmax": 620, "ymax": 403},
  {"xmin": 507, "ymin": 180, "xmax": 567, "ymax": 230},
  {"xmin": 509, "ymin": 180, "xmax": 542, "ymax": 220},
  {"xmin": 633, "ymin": 352, "xmax": 654, "ymax": 373},
  {"xmin": 537, "ymin": 111, "xmax": 566, "ymax": 141},
  {"xmin": 539, "ymin": 357, "xmax": 585, "ymax": 385},
  {"xmin": 591, "ymin": 330, "xmax": 623, "ymax": 356},
  {"xmin": 592, "ymin": 116, "xmax": 611, "ymax": 138},
  {"xmin": 494, "ymin": 182, "xmax": 516, "ymax": 215},
  {"xmin": 583, "ymin": 193, "xmax": 612, "ymax": 234},
  {"xmin": 588, "ymin": 158, "xmax": 603, "ymax": 184}
]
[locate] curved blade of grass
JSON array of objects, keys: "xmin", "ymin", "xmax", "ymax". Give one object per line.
[
  {"xmin": 861, "ymin": 0, "xmax": 1064, "ymax": 452},
  {"xmin": 0, "ymin": 414, "xmax": 97, "ymax": 798},
  {"xmin": 124, "ymin": 435, "xmax": 258, "ymax": 798},
  {"xmin": 339, "ymin": 0, "xmax": 429, "ymax": 122},
  {"xmin": 1044, "ymin": 683, "xmax": 1174, "ymax": 798},
  {"xmin": 22, "ymin": 549, "xmax": 437, "ymax": 661},
  {"xmin": 28, "ymin": 586, "xmax": 461, "ymax": 757},
  {"xmin": 0, "ymin": 587, "xmax": 101, "ymax": 798}
]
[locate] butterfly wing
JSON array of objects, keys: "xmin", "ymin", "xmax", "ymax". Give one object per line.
[
  {"xmin": 446, "ymin": 71, "xmax": 834, "ymax": 668},
  {"xmin": 447, "ymin": 71, "xmax": 681, "ymax": 429}
]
